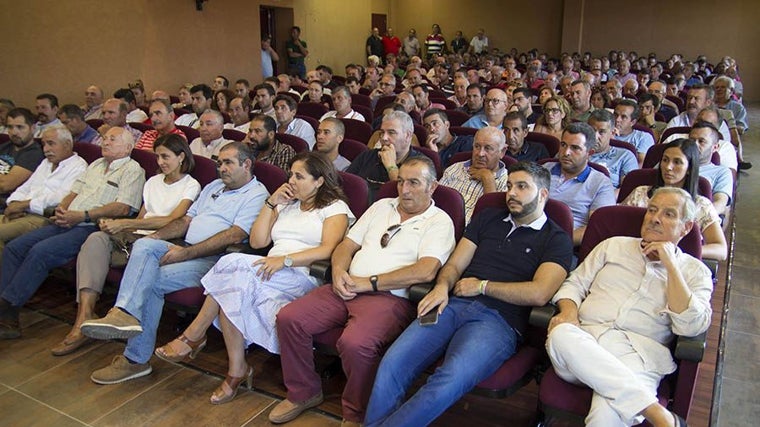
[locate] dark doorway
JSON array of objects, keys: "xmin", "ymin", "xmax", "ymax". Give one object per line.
[
  {"xmin": 371, "ymin": 13, "xmax": 387, "ymax": 35},
  {"xmin": 260, "ymin": 5, "xmax": 294, "ymax": 78}
]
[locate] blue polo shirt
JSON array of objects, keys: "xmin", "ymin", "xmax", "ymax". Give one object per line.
[
  {"xmin": 439, "ymin": 134, "xmax": 474, "ymax": 168},
  {"xmin": 76, "ymin": 126, "xmax": 99, "ymax": 144},
  {"xmin": 185, "ymin": 177, "xmax": 269, "ymax": 245},
  {"xmin": 462, "ymin": 113, "xmax": 503, "ymax": 130},
  {"xmin": 544, "ymin": 162, "xmax": 616, "ymax": 228},
  {"xmin": 699, "ymin": 163, "xmax": 733, "ymax": 202},
  {"xmin": 590, "ymin": 146, "xmax": 638, "ymax": 188},
  {"xmin": 616, "ymin": 129, "xmax": 654, "ymax": 156},
  {"xmin": 460, "ymin": 208, "xmax": 573, "ymax": 335}
]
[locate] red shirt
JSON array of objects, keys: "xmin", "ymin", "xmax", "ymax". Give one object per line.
[{"xmin": 382, "ymin": 36, "xmax": 401, "ymax": 56}]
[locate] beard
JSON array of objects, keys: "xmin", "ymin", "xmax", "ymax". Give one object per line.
[
  {"xmin": 508, "ymin": 193, "xmax": 540, "ymax": 219},
  {"xmin": 251, "ymin": 136, "xmax": 271, "ymax": 153}
]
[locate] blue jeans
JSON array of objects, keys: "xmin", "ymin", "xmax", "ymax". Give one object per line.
[
  {"xmin": 364, "ymin": 298, "xmax": 518, "ymax": 427},
  {"xmin": 0, "ymin": 224, "xmax": 97, "ymax": 306},
  {"xmin": 116, "ymin": 238, "xmax": 219, "ymax": 364}
]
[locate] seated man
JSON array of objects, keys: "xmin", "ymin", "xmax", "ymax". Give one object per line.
[
  {"xmin": 347, "ymin": 111, "xmax": 426, "ymax": 200},
  {"xmin": 135, "ymin": 99, "xmax": 187, "ymax": 151},
  {"xmin": 274, "ymin": 95, "xmax": 316, "ymax": 149},
  {"xmin": 458, "ymin": 83, "xmax": 484, "ymax": 116},
  {"xmin": 462, "ymin": 88, "xmax": 508, "ymax": 129},
  {"xmin": 189, "ymin": 109, "xmax": 231, "ymax": 160},
  {"xmin": 614, "ymin": 99, "xmax": 654, "ymax": 165},
  {"xmin": 0, "ymin": 126, "xmax": 87, "ymax": 259},
  {"xmin": 689, "ymin": 121, "xmax": 733, "ymax": 216},
  {"xmin": 175, "ymin": 84, "xmax": 213, "ymax": 129},
  {"xmin": 93, "ymin": 98, "xmax": 144, "ymax": 145},
  {"xmin": 440, "ymin": 126, "xmax": 509, "ymax": 224},
  {"xmin": 315, "ymin": 118, "xmax": 351, "ymax": 171},
  {"xmin": 1, "ymin": 108, "xmax": 46, "ymax": 205},
  {"xmin": 320, "ymin": 86, "xmax": 366, "ymax": 122},
  {"xmin": 511, "ymin": 87, "xmax": 540, "ymax": 124},
  {"xmin": 247, "ymin": 114, "xmax": 296, "ymax": 171},
  {"xmin": 58, "ymin": 104, "xmax": 99, "ymax": 144},
  {"xmin": 412, "ymin": 84, "xmax": 445, "ymax": 117},
  {"xmin": 82, "ymin": 85, "xmax": 105, "ymax": 120},
  {"xmin": 34, "ymin": 93, "xmax": 63, "ymax": 138},
  {"xmin": 269, "ymin": 156, "xmax": 456, "ymax": 425},
  {"xmin": 113, "ymin": 88, "xmax": 149, "ymax": 124},
  {"xmin": 370, "ymin": 74, "xmax": 398, "ymax": 108},
  {"xmin": 588, "ymin": 109, "xmax": 638, "ymax": 188},
  {"xmin": 547, "ymin": 187, "xmax": 712, "ymax": 427},
  {"xmin": 543, "ymin": 123, "xmax": 615, "ymax": 245},
  {"xmin": 636, "ymin": 93, "xmax": 668, "ymax": 142},
  {"xmin": 365, "ymin": 161, "xmax": 573, "ymax": 427},
  {"xmin": 82, "ymin": 142, "xmax": 268, "ymax": 383},
  {"xmin": 224, "ymin": 96, "xmax": 252, "ymax": 134},
  {"xmin": 251, "ymin": 83, "xmax": 276, "ymax": 119},
  {"xmin": 503, "ymin": 111, "xmax": 549, "ymax": 162},
  {"xmin": 421, "ymin": 108, "xmax": 473, "ymax": 168},
  {"xmin": 0, "ymin": 127, "xmax": 145, "ymax": 339}
]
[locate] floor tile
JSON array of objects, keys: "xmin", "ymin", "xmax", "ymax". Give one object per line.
[
  {"xmin": 717, "ymin": 377, "xmax": 760, "ymax": 427},
  {"xmin": 0, "ymin": 317, "xmax": 105, "ymax": 387},
  {"xmin": 724, "ymin": 293, "xmax": 760, "ymax": 333},
  {"xmin": 721, "ymin": 330, "xmax": 760, "ymax": 383},
  {"xmin": 727, "ymin": 265, "xmax": 760, "ymax": 298},
  {"xmin": 17, "ymin": 341, "xmax": 182, "ymax": 424},
  {"xmin": 92, "ymin": 367, "xmax": 276, "ymax": 426},
  {"xmin": 0, "ymin": 383, "xmax": 8, "ymax": 396},
  {"xmin": 242, "ymin": 408, "xmax": 341, "ymax": 426},
  {"xmin": 0, "ymin": 389, "xmax": 87, "ymax": 427}
]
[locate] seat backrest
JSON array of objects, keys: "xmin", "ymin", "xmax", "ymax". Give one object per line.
[
  {"xmin": 176, "ymin": 125, "xmax": 200, "ymax": 142},
  {"xmin": 190, "ymin": 154, "xmax": 219, "ymax": 188},
  {"xmin": 296, "ymin": 102, "xmax": 328, "ymax": 121},
  {"xmin": 296, "ymin": 115, "xmax": 320, "ymax": 133},
  {"xmin": 376, "ymin": 181, "xmax": 466, "ymax": 241},
  {"xmin": 373, "ymin": 95, "xmax": 397, "ymax": 117},
  {"xmin": 0, "ymin": 134, "xmax": 8, "ymax": 144},
  {"xmin": 445, "ymin": 110, "xmax": 471, "ymax": 127},
  {"xmin": 339, "ymin": 118, "xmax": 373, "ymax": 143},
  {"xmin": 338, "ymin": 138, "xmax": 369, "ymax": 161},
  {"xmin": 351, "ymin": 104, "xmax": 374, "ymax": 123},
  {"xmin": 472, "ymin": 193, "xmax": 574, "ymax": 238},
  {"xmin": 128, "ymin": 122, "xmax": 154, "ymax": 133},
  {"xmin": 610, "ymin": 139, "xmax": 638, "ymax": 158},
  {"xmin": 350, "ymin": 93, "xmax": 372, "ymax": 109},
  {"xmin": 276, "ymin": 132, "xmax": 309, "ymax": 153},
  {"xmin": 666, "ymin": 95, "xmax": 685, "ymax": 112},
  {"xmin": 449, "ymin": 126, "xmax": 477, "ymax": 136},
  {"xmin": 85, "ymin": 118, "xmax": 104, "ymax": 129},
  {"xmin": 338, "ymin": 171, "xmax": 370, "ymax": 218},
  {"xmin": 447, "ymin": 151, "xmax": 518, "ymax": 169},
  {"xmin": 578, "ymin": 205, "xmax": 702, "ymax": 263},
  {"xmin": 253, "ymin": 160, "xmax": 288, "ymax": 194},
  {"xmin": 413, "ymin": 124, "xmax": 428, "ymax": 146},
  {"xmin": 130, "ymin": 147, "xmax": 159, "ymax": 177},
  {"xmin": 659, "ymin": 126, "xmax": 691, "ymax": 144},
  {"xmin": 414, "ymin": 146, "xmax": 443, "ymax": 179},
  {"xmin": 73, "ymin": 142, "xmax": 103, "ymax": 164},
  {"xmin": 222, "ymin": 129, "xmax": 247, "ymax": 142},
  {"xmin": 617, "ymin": 168, "xmax": 713, "ymax": 203},
  {"xmin": 526, "ymin": 131, "xmax": 560, "ymax": 158},
  {"xmin": 633, "ymin": 123, "xmax": 657, "ymax": 142},
  {"xmin": 432, "ymin": 98, "xmax": 457, "ymax": 110}
]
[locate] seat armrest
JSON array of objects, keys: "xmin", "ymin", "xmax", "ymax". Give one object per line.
[
  {"xmin": 702, "ymin": 259, "xmax": 719, "ymax": 281},
  {"xmin": 529, "ymin": 305, "xmax": 557, "ymax": 329},
  {"xmin": 310, "ymin": 260, "xmax": 331, "ymax": 282},
  {"xmin": 409, "ymin": 283, "xmax": 435, "ymax": 304},
  {"xmin": 674, "ymin": 332, "xmax": 706, "ymax": 363},
  {"xmin": 225, "ymin": 244, "xmax": 268, "ymax": 256}
]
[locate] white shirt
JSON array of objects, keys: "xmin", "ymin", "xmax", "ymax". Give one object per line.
[
  {"xmin": 127, "ymin": 109, "xmax": 148, "ymax": 124},
  {"xmin": 142, "ymin": 173, "xmax": 201, "ymax": 219},
  {"xmin": 175, "ymin": 113, "xmax": 200, "ymax": 129},
  {"xmin": 6, "ymin": 153, "xmax": 88, "ymax": 215},
  {"xmin": 667, "ymin": 112, "xmax": 731, "ymax": 142},
  {"xmin": 662, "ymin": 132, "xmax": 738, "ymax": 171},
  {"xmin": 319, "ymin": 110, "xmax": 366, "ymax": 122},
  {"xmin": 281, "ymin": 117, "xmax": 316, "ymax": 149},
  {"xmin": 553, "ymin": 236, "xmax": 713, "ymax": 375},
  {"xmin": 469, "ymin": 36, "xmax": 489, "ymax": 54},
  {"xmin": 224, "ymin": 121, "xmax": 251, "ymax": 134},
  {"xmin": 346, "ymin": 197, "xmax": 456, "ymax": 299},
  {"xmin": 190, "ymin": 136, "xmax": 231, "ymax": 160},
  {"xmin": 33, "ymin": 118, "xmax": 63, "ymax": 138}
]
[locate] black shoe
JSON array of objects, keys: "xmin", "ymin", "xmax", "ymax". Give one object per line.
[
  {"xmin": 739, "ymin": 161, "xmax": 752, "ymax": 170},
  {"xmin": 0, "ymin": 320, "xmax": 21, "ymax": 339}
]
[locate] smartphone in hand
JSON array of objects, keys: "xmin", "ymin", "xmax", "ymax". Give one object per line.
[{"xmin": 419, "ymin": 309, "xmax": 439, "ymax": 326}]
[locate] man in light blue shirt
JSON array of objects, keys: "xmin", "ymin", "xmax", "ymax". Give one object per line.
[
  {"xmin": 83, "ymin": 141, "xmax": 269, "ymax": 385},
  {"xmin": 588, "ymin": 110, "xmax": 638, "ymax": 188},
  {"xmin": 543, "ymin": 123, "xmax": 615, "ymax": 245},
  {"xmin": 689, "ymin": 122, "xmax": 733, "ymax": 216},
  {"xmin": 462, "ymin": 88, "xmax": 507, "ymax": 130},
  {"xmin": 614, "ymin": 99, "xmax": 654, "ymax": 165}
]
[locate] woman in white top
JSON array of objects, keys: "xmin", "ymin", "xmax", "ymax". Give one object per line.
[
  {"xmin": 51, "ymin": 134, "xmax": 201, "ymax": 356},
  {"xmin": 620, "ymin": 138, "xmax": 727, "ymax": 260},
  {"xmin": 155, "ymin": 151, "xmax": 354, "ymax": 405}
]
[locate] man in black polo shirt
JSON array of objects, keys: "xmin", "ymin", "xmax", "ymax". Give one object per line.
[
  {"xmin": 346, "ymin": 111, "xmax": 424, "ymax": 201},
  {"xmin": 1, "ymin": 108, "xmax": 45, "ymax": 210},
  {"xmin": 364, "ymin": 161, "xmax": 573, "ymax": 427},
  {"xmin": 503, "ymin": 111, "xmax": 549, "ymax": 161}
]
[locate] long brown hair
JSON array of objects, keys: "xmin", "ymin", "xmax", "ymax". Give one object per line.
[{"xmin": 289, "ymin": 152, "xmax": 348, "ymax": 210}]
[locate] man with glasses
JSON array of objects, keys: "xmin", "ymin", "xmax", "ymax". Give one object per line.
[
  {"xmin": 270, "ymin": 156, "xmax": 455, "ymax": 426},
  {"xmin": 370, "ymin": 74, "xmax": 398, "ymax": 109},
  {"xmin": 462, "ymin": 88, "xmax": 509, "ymax": 129}
]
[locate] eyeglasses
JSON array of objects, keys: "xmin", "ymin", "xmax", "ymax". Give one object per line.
[
  {"xmin": 545, "ymin": 107, "xmax": 561, "ymax": 114},
  {"xmin": 380, "ymin": 224, "xmax": 402, "ymax": 248},
  {"xmin": 485, "ymin": 98, "xmax": 507, "ymax": 105}
]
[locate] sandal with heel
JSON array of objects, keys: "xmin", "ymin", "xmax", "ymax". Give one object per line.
[
  {"xmin": 210, "ymin": 365, "xmax": 253, "ymax": 405},
  {"xmin": 154, "ymin": 334, "xmax": 207, "ymax": 363}
]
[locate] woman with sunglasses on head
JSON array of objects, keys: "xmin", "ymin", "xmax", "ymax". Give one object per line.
[
  {"xmin": 155, "ymin": 151, "xmax": 354, "ymax": 404},
  {"xmin": 620, "ymin": 138, "xmax": 727, "ymax": 260}
]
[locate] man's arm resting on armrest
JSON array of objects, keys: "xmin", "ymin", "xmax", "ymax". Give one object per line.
[
  {"xmin": 150, "ymin": 215, "xmax": 192, "ymax": 241},
  {"xmin": 357, "ymin": 257, "xmax": 443, "ymax": 292}
]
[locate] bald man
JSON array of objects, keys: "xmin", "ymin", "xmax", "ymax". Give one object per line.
[{"xmin": 82, "ymin": 85, "xmax": 105, "ymax": 120}]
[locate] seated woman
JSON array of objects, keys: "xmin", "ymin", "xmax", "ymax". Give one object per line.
[
  {"xmin": 532, "ymin": 95, "xmax": 571, "ymax": 142},
  {"xmin": 212, "ymin": 89, "xmax": 235, "ymax": 115},
  {"xmin": 155, "ymin": 152, "xmax": 354, "ymax": 404},
  {"xmin": 537, "ymin": 84, "xmax": 556, "ymax": 106},
  {"xmin": 590, "ymin": 87, "xmax": 611, "ymax": 111},
  {"xmin": 51, "ymin": 134, "xmax": 201, "ymax": 356},
  {"xmin": 620, "ymin": 138, "xmax": 728, "ymax": 260}
]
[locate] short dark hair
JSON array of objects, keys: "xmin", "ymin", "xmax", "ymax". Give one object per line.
[
  {"xmin": 235, "ymin": 79, "xmax": 250, "ymax": 87},
  {"xmin": 466, "ymin": 84, "xmax": 485, "ymax": 96},
  {"xmin": 689, "ymin": 83, "xmax": 714, "ymax": 100},
  {"xmin": 422, "ymin": 108, "xmax": 448, "ymax": 122},
  {"xmin": 253, "ymin": 83, "xmax": 275, "ymax": 97},
  {"xmin": 588, "ymin": 108, "xmax": 614, "ymax": 128},
  {"xmin": 216, "ymin": 75, "xmax": 230, "ymax": 88},
  {"xmin": 400, "ymin": 155, "xmax": 437, "ymax": 185},
  {"xmin": 252, "ymin": 113, "xmax": 277, "ymax": 134},
  {"xmin": 274, "ymin": 94, "xmax": 297, "ymax": 111},
  {"xmin": 503, "ymin": 111, "xmax": 528, "ymax": 129},
  {"xmin": 220, "ymin": 140, "xmax": 256, "ymax": 173},
  {"xmin": 564, "ymin": 122, "xmax": 597, "ymax": 150},
  {"xmin": 58, "ymin": 104, "xmax": 86, "ymax": 121},
  {"xmin": 691, "ymin": 120, "xmax": 721, "ymax": 143},
  {"xmin": 264, "ymin": 76, "xmax": 279, "ymax": 87},
  {"xmin": 615, "ymin": 99, "xmax": 640, "ymax": 120},
  {"xmin": 412, "ymin": 84, "xmax": 429, "ymax": 94},
  {"xmin": 154, "ymin": 133, "xmax": 195, "ymax": 174},
  {"xmin": 316, "ymin": 65, "xmax": 333, "ymax": 75},
  {"xmin": 637, "ymin": 92, "xmax": 660, "ymax": 109},
  {"xmin": 36, "ymin": 93, "xmax": 59, "ymax": 108},
  {"xmin": 346, "ymin": 76, "xmax": 360, "ymax": 86},
  {"xmin": 113, "ymin": 88, "xmax": 137, "ymax": 105},
  {"xmin": 507, "ymin": 161, "xmax": 551, "ymax": 192},
  {"xmin": 512, "ymin": 87, "xmax": 533, "ymax": 99},
  {"xmin": 190, "ymin": 84, "xmax": 213, "ymax": 100},
  {"xmin": 7, "ymin": 107, "xmax": 35, "ymax": 126}
]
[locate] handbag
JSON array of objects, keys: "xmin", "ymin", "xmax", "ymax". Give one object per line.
[{"xmin": 109, "ymin": 231, "xmax": 141, "ymax": 268}]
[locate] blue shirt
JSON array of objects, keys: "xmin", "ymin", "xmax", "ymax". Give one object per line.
[
  {"xmin": 699, "ymin": 163, "xmax": 733, "ymax": 201},
  {"xmin": 544, "ymin": 162, "xmax": 616, "ymax": 228},
  {"xmin": 76, "ymin": 125, "xmax": 99, "ymax": 144},
  {"xmin": 590, "ymin": 146, "xmax": 638, "ymax": 188},
  {"xmin": 615, "ymin": 129, "xmax": 654, "ymax": 155},
  {"xmin": 462, "ymin": 114, "xmax": 503, "ymax": 130},
  {"xmin": 439, "ymin": 134, "xmax": 474, "ymax": 168},
  {"xmin": 185, "ymin": 177, "xmax": 269, "ymax": 245}
]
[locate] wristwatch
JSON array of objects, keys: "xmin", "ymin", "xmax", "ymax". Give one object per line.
[
  {"xmin": 283, "ymin": 255, "xmax": 294, "ymax": 268},
  {"xmin": 84, "ymin": 210, "xmax": 91, "ymax": 223},
  {"xmin": 370, "ymin": 275, "xmax": 379, "ymax": 292}
]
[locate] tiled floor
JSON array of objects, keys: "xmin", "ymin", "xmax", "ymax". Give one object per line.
[{"xmin": 1, "ymin": 104, "xmax": 758, "ymax": 426}]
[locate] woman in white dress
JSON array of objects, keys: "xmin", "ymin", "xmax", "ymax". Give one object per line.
[
  {"xmin": 620, "ymin": 138, "xmax": 727, "ymax": 260},
  {"xmin": 51, "ymin": 134, "xmax": 200, "ymax": 356},
  {"xmin": 155, "ymin": 151, "xmax": 354, "ymax": 404}
]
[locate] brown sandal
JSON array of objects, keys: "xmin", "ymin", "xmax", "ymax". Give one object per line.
[
  {"xmin": 210, "ymin": 365, "xmax": 253, "ymax": 405},
  {"xmin": 154, "ymin": 334, "xmax": 207, "ymax": 363}
]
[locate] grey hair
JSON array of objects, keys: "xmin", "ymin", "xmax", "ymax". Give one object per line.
[
  {"xmin": 382, "ymin": 110, "xmax": 414, "ymax": 136},
  {"xmin": 40, "ymin": 125, "xmax": 73, "ymax": 147},
  {"xmin": 651, "ymin": 187, "xmax": 697, "ymax": 223}
]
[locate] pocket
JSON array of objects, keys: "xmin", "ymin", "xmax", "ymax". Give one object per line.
[{"xmin": 98, "ymin": 180, "xmax": 120, "ymax": 205}]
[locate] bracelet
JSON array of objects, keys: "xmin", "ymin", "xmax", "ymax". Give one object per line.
[
  {"xmin": 479, "ymin": 280, "xmax": 489, "ymax": 295},
  {"xmin": 264, "ymin": 198, "xmax": 276, "ymax": 209}
]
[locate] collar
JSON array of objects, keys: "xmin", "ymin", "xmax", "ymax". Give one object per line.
[
  {"xmin": 591, "ymin": 146, "xmax": 617, "ymax": 160},
  {"xmin": 503, "ymin": 212, "xmax": 547, "ymax": 232},
  {"xmin": 550, "ymin": 162, "xmax": 592, "ymax": 182},
  {"xmin": 203, "ymin": 136, "xmax": 226, "ymax": 148},
  {"xmin": 389, "ymin": 197, "xmax": 439, "ymax": 223},
  {"xmin": 102, "ymin": 156, "xmax": 131, "ymax": 171},
  {"xmin": 463, "ymin": 160, "xmax": 507, "ymax": 178}
]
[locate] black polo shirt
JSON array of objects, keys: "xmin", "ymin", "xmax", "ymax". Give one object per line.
[
  {"xmin": 510, "ymin": 141, "xmax": 550, "ymax": 162},
  {"xmin": 346, "ymin": 147, "xmax": 425, "ymax": 201}
]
